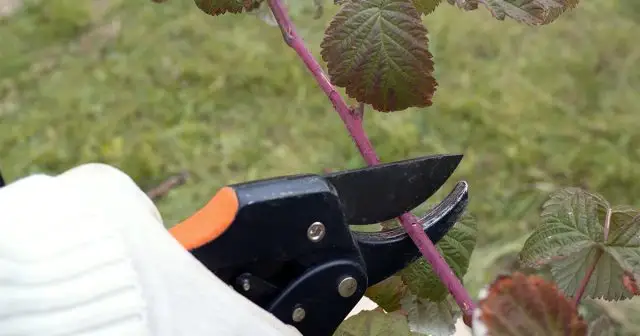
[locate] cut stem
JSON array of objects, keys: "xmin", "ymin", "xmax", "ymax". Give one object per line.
[{"xmin": 266, "ymin": 0, "xmax": 476, "ymax": 319}]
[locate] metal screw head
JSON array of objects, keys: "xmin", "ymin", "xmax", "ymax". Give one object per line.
[
  {"xmin": 292, "ymin": 306, "xmax": 306, "ymax": 322},
  {"xmin": 307, "ymin": 222, "xmax": 326, "ymax": 242},
  {"xmin": 338, "ymin": 276, "xmax": 358, "ymax": 298},
  {"xmin": 241, "ymin": 279, "xmax": 251, "ymax": 292}
]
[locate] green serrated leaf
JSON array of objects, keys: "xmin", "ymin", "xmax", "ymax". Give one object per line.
[
  {"xmin": 320, "ymin": 0, "xmax": 437, "ymax": 112},
  {"xmin": 194, "ymin": 0, "xmax": 262, "ymax": 16},
  {"xmin": 587, "ymin": 315, "xmax": 617, "ymax": 336},
  {"xmin": 334, "ymin": 310, "xmax": 412, "ymax": 336},
  {"xmin": 400, "ymin": 294, "xmax": 460, "ymax": 336},
  {"xmin": 481, "ymin": 0, "xmax": 580, "ymax": 25},
  {"xmin": 589, "ymin": 297, "xmax": 640, "ymax": 335},
  {"xmin": 520, "ymin": 187, "xmax": 640, "ymax": 301},
  {"xmin": 520, "ymin": 188, "xmax": 607, "ymax": 267},
  {"xmin": 609, "ymin": 205, "xmax": 640, "ymax": 239},
  {"xmin": 446, "ymin": 0, "xmax": 580, "ymax": 24},
  {"xmin": 539, "ymin": 187, "xmax": 610, "ymax": 224},
  {"xmin": 400, "ymin": 214, "xmax": 477, "ymax": 302},
  {"xmin": 484, "ymin": 0, "xmax": 545, "ymax": 24},
  {"xmin": 550, "ymin": 246, "xmax": 631, "ymax": 301},
  {"xmin": 412, "ymin": 0, "xmax": 443, "ymax": 15},
  {"xmin": 365, "ymin": 275, "xmax": 408, "ymax": 312}
]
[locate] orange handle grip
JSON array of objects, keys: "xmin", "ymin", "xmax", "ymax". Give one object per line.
[{"xmin": 169, "ymin": 186, "xmax": 239, "ymax": 250}]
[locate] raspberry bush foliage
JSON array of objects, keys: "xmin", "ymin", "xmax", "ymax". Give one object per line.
[{"xmin": 153, "ymin": 0, "xmax": 640, "ymax": 335}]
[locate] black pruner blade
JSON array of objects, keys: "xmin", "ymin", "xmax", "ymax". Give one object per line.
[
  {"xmin": 324, "ymin": 154, "xmax": 463, "ymax": 225},
  {"xmin": 354, "ymin": 180, "xmax": 469, "ymax": 285}
]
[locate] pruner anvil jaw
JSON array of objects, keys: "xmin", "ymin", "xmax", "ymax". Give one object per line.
[{"xmin": 191, "ymin": 175, "xmax": 469, "ymax": 336}]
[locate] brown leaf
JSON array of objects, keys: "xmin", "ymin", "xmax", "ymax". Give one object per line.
[
  {"xmin": 320, "ymin": 0, "xmax": 437, "ymax": 112},
  {"xmin": 194, "ymin": 0, "xmax": 262, "ymax": 16},
  {"xmin": 474, "ymin": 272, "xmax": 587, "ymax": 336}
]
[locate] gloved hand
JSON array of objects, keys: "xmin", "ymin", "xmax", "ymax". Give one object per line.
[{"xmin": 0, "ymin": 163, "xmax": 309, "ymax": 336}]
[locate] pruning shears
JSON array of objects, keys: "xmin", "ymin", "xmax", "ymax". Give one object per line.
[
  {"xmin": 169, "ymin": 154, "xmax": 469, "ymax": 336},
  {"xmin": 0, "ymin": 154, "xmax": 468, "ymax": 336}
]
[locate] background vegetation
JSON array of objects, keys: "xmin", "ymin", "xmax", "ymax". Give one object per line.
[{"xmin": 1, "ymin": 0, "xmax": 639, "ymax": 330}]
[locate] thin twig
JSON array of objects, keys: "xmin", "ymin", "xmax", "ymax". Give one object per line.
[
  {"xmin": 146, "ymin": 171, "xmax": 189, "ymax": 201},
  {"xmin": 266, "ymin": 0, "xmax": 476, "ymax": 319}
]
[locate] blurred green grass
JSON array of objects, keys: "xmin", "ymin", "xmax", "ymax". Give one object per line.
[{"xmin": 1, "ymin": 0, "xmax": 639, "ymax": 251}]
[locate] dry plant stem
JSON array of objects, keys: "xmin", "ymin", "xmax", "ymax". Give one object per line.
[
  {"xmin": 266, "ymin": 0, "xmax": 476, "ymax": 318},
  {"xmin": 573, "ymin": 208, "xmax": 612, "ymax": 307},
  {"xmin": 146, "ymin": 171, "xmax": 189, "ymax": 201}
]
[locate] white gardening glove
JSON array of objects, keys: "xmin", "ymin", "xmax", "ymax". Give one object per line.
[{"xmin": 0, "ymin": 163, "xmax": 306, "ymax": 336}]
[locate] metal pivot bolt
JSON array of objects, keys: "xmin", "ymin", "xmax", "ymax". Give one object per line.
[
  {"xmin": 241, "ymin": 278, "xmax": 251, "ymax": 292},
  {"xmin": 292, "ymin": 306, "xmax": 306, "ymax": 322},
  {"xmin": 307, "ymin": 222, "xmax": 326, "ymax": 242},
  {"xmin": 338, "ymin": 276, "xmax": 358, "ymax": 298}
]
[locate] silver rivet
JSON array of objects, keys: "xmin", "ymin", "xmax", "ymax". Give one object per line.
[
  {"xmin": 338, "ymin": 276, "xmax": 358, "ymax": 298},
  {"xmin": 292, "ymin": 306, "xmax": 306, "ymax": 322},
  {"xmin": 307, "ymin": 222, "xmax": 326, "ymax": 242},
  {"xmin": 241, "ymin": 279, "xmax": 251, "ymax": 291}
]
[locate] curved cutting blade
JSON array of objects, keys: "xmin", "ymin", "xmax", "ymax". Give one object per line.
[
  {"xmin": 324, "ymin": 154, "xmax": 463, "ymax": 225},
  {"xmin": 354, "ymin": 181, "xmax": 469, "ymax": 285}
]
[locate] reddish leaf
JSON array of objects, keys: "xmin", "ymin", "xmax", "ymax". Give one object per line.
[
  {"xmin": 447, "ymin": 0, "xmax": 580, "ymax": 25},
  {"xmin": 320, "ymin": 0, "xmax": 437, "ymax": 112},
  {"xmin": 194, "ymin": 0, "xmax": 262, "ymax": 16},
  {"xmin": 473, "ymin": 272, "xmax": 587, "ymax": 336},
  {"xmin": 622, "ymin": 271, "xmax": 640, "ymax": 296}
]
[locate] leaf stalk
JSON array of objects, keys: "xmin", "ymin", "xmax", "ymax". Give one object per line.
[
  {"xmin": 573, "ymin": 207, "xmax": 611, "ymax": 307},
  {"xmin": 266, "ymin": 0, "xmax": 476, "ymax": 320},
  {"xmin": 573, "ymin": 248, "xmax": 602, "ymax": 308},
  {"xmin": 603, "ymin": 207, "xmax": 612, "ymax": 241}
]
